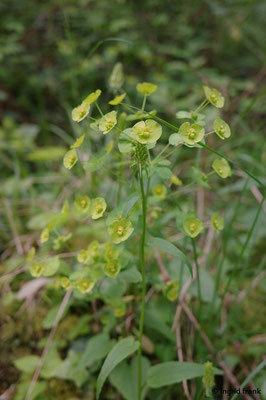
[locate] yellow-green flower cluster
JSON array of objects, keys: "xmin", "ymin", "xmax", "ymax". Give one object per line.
[
  {"xmin": 137, "ymin": 82, "xmax": 157, "ymax": 96},
  {"xmin": 202, "ymin": 361, "xmax": 215, "ymax": 395},
  {"xmin": 163, "ymin": 280, "xmax": 179, "ymax": 302},
  {"xmin": 89, "ymin": 197, "xmax": 107, "ymax": 219},
  {"xmin": 183, "ymin": 216, "xmax": 204, "ymax": 238},
  {"xmin": 178, "ymin": 122, "xmax": 204, "ymax": 146},
  {"xmin": 152, "ymin": 184, "xmax": 167, "ymax": 199},
  {"xmin": 98, "ymin": 111, "xmax": 117, "ymax": 134},
  {"xmin": 213, "ymin": 118, "xmax": 231, "ymax": 140},
  {"xmin": 204, "ymin": 86, "xmax": 224, "ymax": 108},
  {"xmin": 63, "ymin": 149, "xmax": 78, "ymax": 170},
  {"xmin": 72, "ymin": 89, "xmax": 101, "ymax": 123},
  {"xmin": 76, "ymin": 278, "xmax": 95, "ymax": 294},
  {"xmin": 211, "ymin": 212, "xmax": 224, "ymax": 231},
  {"xmin": 212, "ymin": 158, "xmax": 232, "ymax": 178},
  {"xmin": 131, "ymin": 120, "xmax": 162, "ymax": 144},
  {"xmin": 75, "ymin": 195, "xmax": 90, "ymax": 213},
  {"xmin": 108, "ymin": 218, "xmax": 134, "ymax": 244}
]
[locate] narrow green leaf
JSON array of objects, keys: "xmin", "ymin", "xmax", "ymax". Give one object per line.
[
  {"xmin": 147, "ymin": 361, "xmax": 223, "ymax": 388},
  {"xmin": 148, "ymin": 237, "xmax": 192, "ymax": 277},
  {"xmin": 96, "ymin": 337, "xmax": 139, "ymax": 399}
]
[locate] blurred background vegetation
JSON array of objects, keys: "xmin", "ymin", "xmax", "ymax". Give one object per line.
[{"xmin": 0, "ymin": 0, "xmax": 266, "ymax": 399}]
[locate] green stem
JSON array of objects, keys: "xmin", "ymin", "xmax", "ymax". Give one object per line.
[
  {"xmin": 194, "ymin": 99, "xmax": 209, "ymax": 114},
  {"xmin": 95, "ymin": 101, "xmax": 104, "ymax": 116},
  {"xmin": 192, "ymin": 238, "xmax": 202, "ymax": 319},
  {"xmin": 141, "ymin": 95, "xmax": 147, "ymax": 112},
  {"xmin": 137, "ymin": 164, "xmax": 148, "ymax": 400}
]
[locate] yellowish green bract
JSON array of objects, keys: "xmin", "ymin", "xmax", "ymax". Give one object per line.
[
  {"xmin": 72, "ymin": 102, "xmax": 90, "ymax": 122},
  {"xmin": 76, "ymin": 279, "xmax": 95, "ymax": 294},
  {"xmin": 109, "ymin": 93, "xmax": 126, "ymax": 105},
  {"xmin": 70, "ymin": 135, "xmax": 85, "ymax": 149},
  {"xmin": 211, "ymin": 212, "xmax": 224, "ymax": 231},
  {"xmin": 213, "ymin": 118, "xmax": 231, "ymax": 139},
  {"xmin": 30, "ymin": 262, "xmax": 44, "ymax": 278},
  {"xmin": 90, "ymin": 197, "xmax": 107, "ymax": 219},
  {"xmin": 77, "ymin": 249, "xmax": 90, "ymax": 264},
  {"xmin": 203, "ymin": 86, "xmax": 224, "ymax": 108},
  {"xmin": 98, "ymin": 111, "xmax": 117, "ymax": 134},
  {"xmin": 152, "ymin": 184, "xmax": 167, "ymax": 199},
  {"xmin": 137, "ymin": 82, "xmax": 157, "ymax": 96},
  {"xmin": 40, "ymin": 227, "xmax": 49, "ymax": 243},
  {"xmin": 212, "ymin": 158, "xmax": 232, "ymax": 178},
  {"xmin": 170, "ymin": 175, "xmax": 183, "ymax": 186},
  {"xmin": 183, "ymin": 216, "xmax": 204, "ymax": 238},
  {"xmin": 84, "ymin": 89, "xmax": 102, "ymax": 105},
  {"xmin": 163, "ymin": 280, "xmax": 179, "ymax": 302},
  {"xmin": 60, "ymin": 277, "xmax": 71, "ymax": 290},
  {"xmin": 104, "ymin": 261, "xmax": 121, "ymax": 278},
  {"xmin": 131, "ymin": 119, "xmax": 162, "ymax": 144},
  {"xmin": 108, "ymin": 218, "xmax": 134, "ymax": 244},
  {"xmin": 74, "ymin": 195, "xmax": 90, "ymax": 213},
  {"xmin": 63, "ymin": 149, "xmax": 78, "ymax": 169},
  {"xmin": 178, "ymin": 122, "xmax": 204, "ymax": 146}
]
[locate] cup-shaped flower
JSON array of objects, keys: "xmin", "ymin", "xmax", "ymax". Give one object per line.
[
  {"xmin": 170, "ymin": 175, "xmax": 183, "ymax": 186},
  {"xmin": 77, "ymin": 249, "xmax": 90, "ymax": 264},
  {"xmin": 75, "ymin": 195, "xmax": 90, "ymax": 213},
  {"xmin": 212, "ymin": 158, "xmax": 232, "ymax": 178},
  {"xmin": 72, "ymin": 102, "xmax": 90, "ymax": 122},
  {"xmin": 132, "ymin": 119, "xmax": 162, "ymax": 144},
  {"xmin": 60, "ymin": 277, "xmax": 71, "ymax": 290},
  {"xmin": 104, "ymin": 261, "xmax": 121, "ymax": 278},
  {"xmin": 211, "ymin": 212, "xmax": 224, "ymax": 231},
  {"xmin": 178, "ymin": 122, "xmax": 204, "ymax": 146},
  {"xmin": 40, "ymin": 227, "xmax": 49, "ymax": 243},
  {"xmin": 108, "ymin": 218, "xmax": 134, "ymax": 244},
  {"xmin": 30, "ymin": 262, "xmax": 44, "ymax": 278},
  {"xmin": 98, "ymin": 111, "xmax": 117, "ymax": 134},
  {"xmin": 163, "ymin": 280, "xmax": 179, "ymax": 302},
  {"xmin": 183, "ymin": 215, "xmax": 204, "ymax": 238},
  {"xmin": 213, "ymin": 118, "xmax": 231, "ymax": 140},
  {"xmin": 203, "ymin": 86, "xmax": 224, "ymax": 108},
  {"xmin": 137, "ymin": 82, "xmax": 157, "ymax": 96},
  {"xmin": 109, "ymin": 93, "xmax": 126, "ymax": 105},
  {"xmin": 76, "ymin": 278, "xmax": 95, "ymax": 294},
  {"xmin": 104, "ymin": 242, "xmax": 119, "ymax": 261},
  {"xmin": 152, "ymin": 184, "xmax": 167, "ymax": 199},
  {"xmin": 84, "ymin": 89, "xmax": 102, "ymax": 105},
  {"xmin": 90, "ymin": 197, "xmax": 107, "ymax": 219},
  {"xmin": 63, "ymin": 149, "xmax": 78, "ymax": 170}
]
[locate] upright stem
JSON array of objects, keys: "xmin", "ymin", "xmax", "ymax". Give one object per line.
[
  {"xmin": 192, "ymin": 239, "xmax": 202, "ymax": 320},
  {"xmin": 137, "ymin": 164, "xmax": 148, "ymax": 400}
]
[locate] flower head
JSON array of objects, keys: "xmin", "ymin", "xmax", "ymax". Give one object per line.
[
  {"xmin": 104, "ymin": 242, "xmax": 119, "ymax": 261},
  {"xmin": 75, "ymin": 195, "xmax": 90, "ymax": 213},
  {"xmin": 203, "ymin": 86, "xmax": 224, "ymax": 108},
  {"xmin": 60, "ymin": 277, "xmax": 71, "ymax": 290},
  {"xmin": 183, "ymin": 216, "xmax": 204, "ymax": 238},
  {"xmin": 77, "ymin": 249, "xmax": 90, "ymax": 264},
  {"xmin": 211, "ymin": 212, "xmax": 224, "ymax": 231},
  {"xmin": 132, "ymin": 119, "xmax": 162, "ymax": 144},
  {"xmin": 108, "ymin": 218, "xmax": 134, "ymax": 244},
  {"xmin": 104, "ymin": 261, "xmax": 121, "ymax": 278},
  {"xmin": 90, "ymin": 197, "xmax": 107, "ymax": 219},
  {"xmin": 76, "ymin": 278, "xmax": 95, "ymax": 294},
  {"xmin": 163, "ymin": 280, "xmax": 179, "ymax": 302},
  {"xmin": 152, "ymin": 184, "xmax": 167, "ymax": 199},
  {"xmin": 213, "ymin": 118, "xmax": 231, "ymax": 140},
  {"xmin": 72, "ymin": 102, "xmax": 90, "ymax": 122},
  {"xmin": 84, "ymin": 89, "xmax": 102, "ymax": 105},
  {"xmin": 98, "ymin": 111, "xmax": 117, "ymax": 134},
  {"xmin": 178, "ymin": 122, "xmax": 204, "ymax": 146},
  {"xmin": 63, "ymin": 149, "xmax": 78, "ymax": 170},
  {"xmin": 212, "ymin": 158, "xmax": 232, "ymax": 178},
  {"xmin": 30, "ymin": 262, "xmax": 44, "ymax": 278},
  {"xmin": 137, "ymin": 82, "xmax": 157, "ymax": 96},
  {"xmin": 109, "ymin": 93, "xmax": 126, "ymax": 105}
]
